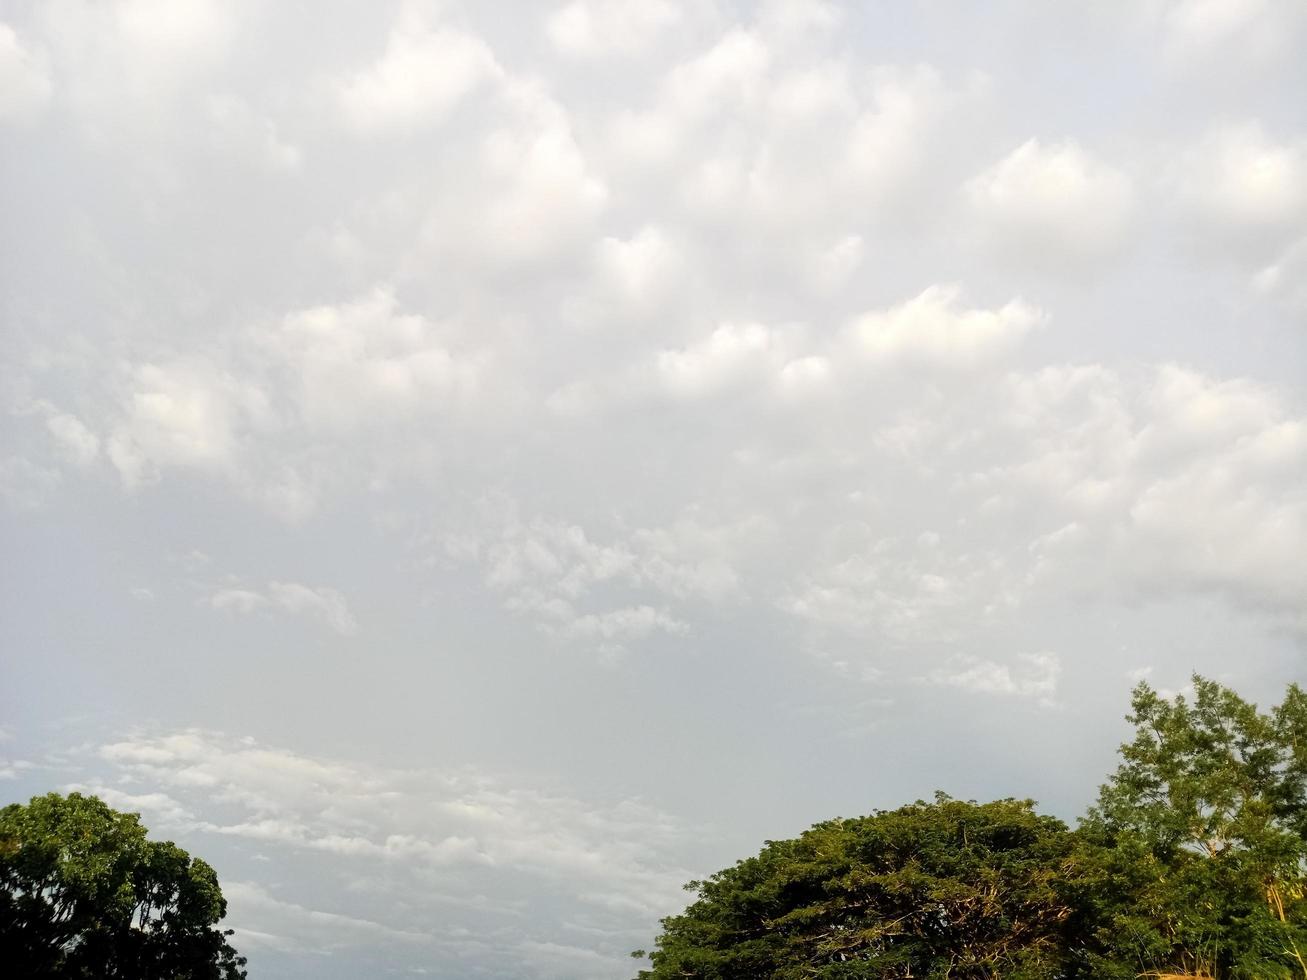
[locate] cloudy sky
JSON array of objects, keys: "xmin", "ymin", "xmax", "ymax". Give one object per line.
[{"xmin": 2, "ymin": 0, "xmax": 1305, "ymax": 976}]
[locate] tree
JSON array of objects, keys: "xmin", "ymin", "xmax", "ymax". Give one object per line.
[
  {"xmin": 0, "ymin": 791, "xmax": 247, "ymax": 979},
  {"xmin": 1073, "ymin": 677, "xmax": 1307, "ymax": 978},
  {"xmin": 633, "ymin": 677, "xmax": 1307, "ymax": 980},
  {"xmin": 634, "ymin": 796, "xmax": 1080, "ymax": 980}
]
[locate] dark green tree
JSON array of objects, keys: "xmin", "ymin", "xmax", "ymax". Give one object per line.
[
  {"xmin": 0, "ymin": 792, "xmax": 247, "ymax": 979},
  {"xmin": 1073, "ymin": 677, "xmax": 1307, "ymax": 978},
  {"xmin": 634, "ymin": 796, "xmax": 1080, "ymax": 980}
]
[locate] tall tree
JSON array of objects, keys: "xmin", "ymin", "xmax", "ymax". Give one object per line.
[
  {"xmin": 634, "ymin": 796, "xmax": 1079, "ymax": 980},
  {"xmin": 0, "ymin": 792, "xmax": 247, "ymax": 979},
  {"xmin": 1075, "ymin": 677, "xmax": 1307, "ymax": 978}
]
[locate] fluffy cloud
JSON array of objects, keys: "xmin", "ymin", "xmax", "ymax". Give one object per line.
[
  {"xmin": 849, "ymin": 284, "xmax": 1043, "ymax": 367},
  {"xmin": 657, "ymin": 322, "xmax": 790, "ymax": 398},
  {"xmin": 254, "ymin": 288, "xmax": 482, "ymax": 434},
  {"xmin": 551, "ymin": 285, "xmax": 1038, "ymax": 418},
  {"xmin": 592, "ymin": 226, "xmax": 687, "ymax": 316},
  {"xmin": 45, "ymin": 412, "xmax": 100, "ymax": 467},
  {"xmin": 221, "ymin": 881, "xmax": 433, "ymax": 953},
  {"xmin": 966, "ymin": 138, "xmax": 1135, "ymax": 265},
  {"xmin": 476, "ymin": 81, "xmax": 609, "ymax": 263},
  {"xmin": 58, "ymin": 729, "xmax": 691, "ymax": 978},
  {"xmin": 605, "ymin": 43, "xmax": 985, "ymax": 232},
  {"xmin": 1172, "ymin": 122, "xmax": 1307, "ymax": 259},
  {"xmin": 205, "ymin": 95, "xmax": 301, "ymax": 173},
  {"xmin": 37, "ymin": 0, "xmax": 234, "ymax": 118},
  {"xmin": 545, "ymin": 0, "xmax": 684, "ymax": 59},
  {"xmin": 209, "ymin": 581, "xmax": 358, "ymax": 635},
  {"xmin": 0, "ymin": 23, "xmax": 51, "ymax": 122},
  {"xmin": 925, "ymin": 652, "xmax": 1061, "ymax": 703},
  {"xmin": 55, "ymin": 287, "xmax": 489, "ymax": 510},
  {"xmin": 1159, "ymin": 0, "xmax": 1307, "ymax": 69},
  {"xmin": 445, "ymin": 510, "xmax": 738, "ymax": 657},
  {"xmin": 975, "ymin": 364, "xmax": 1307, "ymax": 631},
  {"xmin": 1254, "ymin": 236, "xmax": 1307, "ymax": 316},
  {"xmin": 784, "ymin": 538, "xmax": 1019, "ymax": 647},
  {"xmin": 338, "ymin": 18, "xmax": 501, "ymax": 136},
  {"xmin": 106, "ymin": 361, "xmax": 271, "ymax": 488}
]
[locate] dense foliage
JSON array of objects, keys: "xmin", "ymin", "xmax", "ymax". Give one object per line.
[
  {"xmin": 636, "ymin": 796, "xmax": 1078, "ymax": 979},
  {"xmin": 0, "ymin": 791, "xmax": 246, "ymax": 979},
  {"xmin": 636, "ymin": 678, "xmax": 1307, "ymax": 979},
  {"xmin": 1073, "ymin": 677, "xmax": 1307, "ymax": 978}
]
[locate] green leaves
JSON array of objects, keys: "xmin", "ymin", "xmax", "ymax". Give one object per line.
[
  {"xmin": 0, "ymin": 792, "xmax": 247, "ymax": 979},
  {"xmin": 636, "ymin": 677, "xmax": 1307, "ymax": 980},
  {"xmin": 1078, "ymin": 676, "xmax": 1307, "ymax": 979},
  {"xmin": 638, "ymin": 797, "xmax": 1079, "ymax": 979}
]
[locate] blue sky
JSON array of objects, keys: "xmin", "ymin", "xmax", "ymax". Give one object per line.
[{"xmin": 2, "ymin": 1, "xmax": 1305, "ymax": 977}]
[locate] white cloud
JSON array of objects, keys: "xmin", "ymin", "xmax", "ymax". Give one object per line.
[
  {"xmin": 925, "ymin": 653, "xmax": 1061, "ymax": 703},
  {"xmin": 209, "ymin": 581, "xmax": 358, "ymax": 634},
  {"xmin": 206, "ymin": 95, "xmax": 301, "ymax": 173},
  {"xmin": 657, "ymin": 322, "xmax": 786, "ymax": 398},
  {"xmin": 222, "ymin": 881, "xmax": 433, "ymax": 948},
  {"xmin": 267, "ymin": 582, "xmax": 358, "ymax": 635},
  {"xmin": 593, "ymin": 226, "xmax": 685, "ymax": 315},
  {"xmin": 1254, "ymin": 236, "xmax": 1307, "ymax": 316},
  {"xmin": 1172, "ymin": 122, "xmax": 1307, "ymax": 258},
  {"xmin": 771, "ymin": 356, "xmax": 1306, "ymax": 661},
  {"xmin": 63, "ymin": 784, "xmax": 196, "ymax": 825},
  {"xmin": 664, "ymin": 29, "xmax": 771, "ymax": 120},
  {"xmin": 849, "ymin": 285, "xmax": 1043, "ymax": 367},
  {"xmin": 805, "ymin": 234, "xmax": 864, "ymax": 295},
  {"xmin": 545, "ymin": 0, "xmax": 683, "ymax": 59},
  {"xmin": 338, "ymin": 19, "xmax": 501, "ymax": 135},
  {"xmin": 546, "ymin": 601, "xmax": 684, "ymax": 645},
  {"xmin": 605, "ymin": 40, "xmax": 983, "ymax": 232},
  {"xmin": 445, "ymin": 509, "xmax": 742, "ymax": 656},
  {"xmin": 0, "ymin": 758, "xmax": 34, "ymax": 781},
  {"xmin": 966, "ymin": 138, "xmax": 1135, "ymax": 263},
  {"xmin": 1159, "ymin": 0, "xmax": 1306, "ymax": 69},
  {"xmin": 111, "ymin": 0, "xmax": 231, "ymax": 63},
  {"xmin": 979, "ymin": 364, "xmax": 1307, "ymax": 631},
  {"xmin": 106, "ymin": 361, "xmax": 271, "ymax": 488},
  {"xmin": 209, "ymin": 588, "xmax": 269, "ymax": 615},
  {"xmin": 756, "ymin": 0, "xmax": 843, "ymax": 40},
  {"xmin": 475, "ymin": 81, "xmax": 609, "ymax": 264},
  {"xmin": 258, "ymin": 287, "xmax": 481, "ymax": 434},
  {"xmin": 76, "ymin": 728, "xmax": 691, "ymax": 971},
  {"xmin": 783, "ymin": 542, "xmax": 1016, "ymax": 646},
  {"xmin": 0, "ymin": 23, "xmax": 51, "ymax": 123},
  {"xmin": 38, "ymin": 0, "xmax": 233, "ymax": 117},
  {"xmin": 52, "ymin": 287, "xmax": 491, "ymax": 512},
  {"xmin": 46, "ymin": 412, "xmax": 100, "ymax": 467},
  {"xmin": 555, "ymin": 284, "xmax": 1041, "ymax": 420},
  {"xmin": 841, "ymin": 65, "xmax": 982, "ymax": 211}
]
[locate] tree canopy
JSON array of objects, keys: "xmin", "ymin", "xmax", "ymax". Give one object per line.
[
  {"xmin": 0, "ymin": 791, "xmax": 247, "ymax": 979},
  {"xmin": 636, "ymin": 677, "xmax": 1307, "ymax": 980},
  {"xmin": 637, "ymin": 795, "xmax": 1078, "ymax": 979},
  {"xmin": 1074, "ymin": 677, "xmax": 1307, "ymax": 978}
]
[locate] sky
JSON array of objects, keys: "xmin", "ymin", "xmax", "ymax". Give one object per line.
[{"xmin": 1, "ymin": 0, "xmax": 1305, "ymax": 976}]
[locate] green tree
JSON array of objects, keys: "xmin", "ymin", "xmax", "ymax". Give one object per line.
[
  {"xmin": 0, "ymin": 791, "xmax": 247, "ymax": 979},
  {"xmin": 635, "ymin": 796, "xmax": 1079, "ymax": 980},
  {"xmin": 1074, "ymin": 677, "xmax": 1307, "ymax": 978}
]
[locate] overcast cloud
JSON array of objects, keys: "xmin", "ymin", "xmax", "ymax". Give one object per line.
[{"xmin": 2, "ymin": 1, "xmax": 1305, "ymax": 977}]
